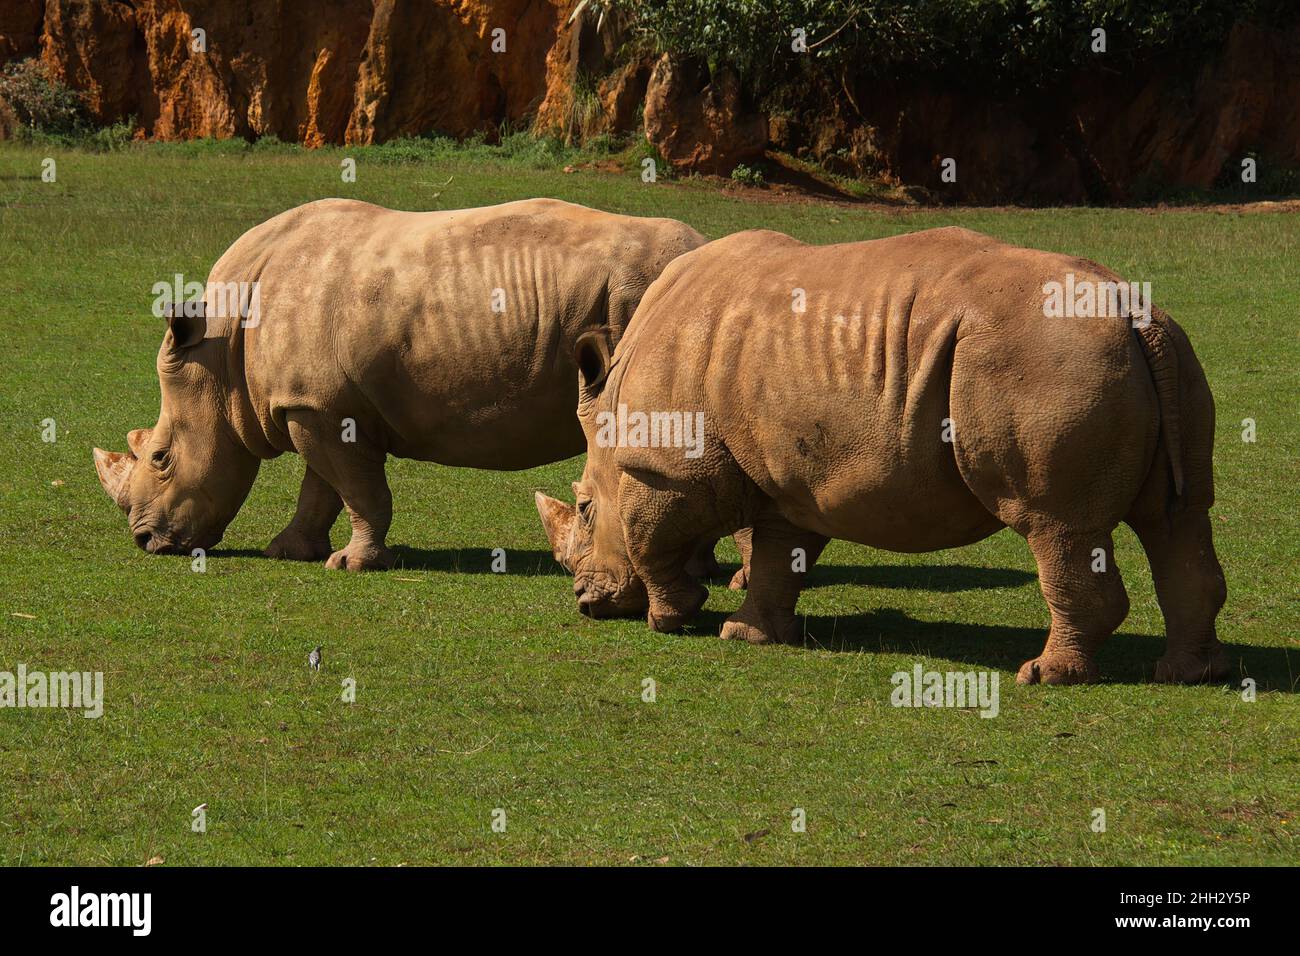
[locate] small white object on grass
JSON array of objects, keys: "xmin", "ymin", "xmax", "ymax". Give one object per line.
[{"xmin": 308, "ymin": 646, "xmax": 322, "ymax": 672}]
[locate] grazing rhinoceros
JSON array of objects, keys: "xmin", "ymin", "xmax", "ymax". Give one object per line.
[
  {"xmin": 535, "ymin": 226, "xmax": 1229, "ymax": 685},
  {"xmin": 94, "ymin": 198, "xmax": 706, "ymax": 570}
]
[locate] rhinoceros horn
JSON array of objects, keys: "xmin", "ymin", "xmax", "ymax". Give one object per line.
[
  {"xmin": 535, "ymin": 491, "xmax": 576, "ymax": 570},
  {"xmin": 93, "ymin": 447, "xmax": 136, "ymax": 510}
]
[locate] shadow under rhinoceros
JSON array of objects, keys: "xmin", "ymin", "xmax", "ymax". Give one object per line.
[
  {"xmin": 682, "ymin": 606, "xmax": 1296, "ymax": 692},
  {"xmin": 798, "ymin": 563, "xmax": 1037, "ymax": 592},
  {"xmin": 387, "ymin": 545, "xmax": 571, "ymax": 576},
  {"xmin": 207, "ymin": 545, "xmax": 571, "ymax": 575}
]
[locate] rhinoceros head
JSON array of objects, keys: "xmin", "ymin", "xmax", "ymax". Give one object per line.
[
  {"xmin": 94, "ymin": 304, "xmax": 259, "ymax": 555},
  {"xmin": 536, "ymin": 330, "xmax": 648, "ymax": 618}
]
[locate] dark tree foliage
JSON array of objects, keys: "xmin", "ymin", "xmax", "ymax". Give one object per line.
[{"xmin": 583, "ymin": 0, "xmax": 1292, "ymax": 94}]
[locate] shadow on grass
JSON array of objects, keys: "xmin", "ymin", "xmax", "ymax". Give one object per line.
[
  {"xmin": 388, "ymin": 546, "xmax": 569, "ymax": 576},
  {"xmin": 221, "ymin": 545, "xmax": 1031, "ymax": 591},
  {"xmin": 801, "ymin": 563, "xmax": 1035, "ymax": 591},
  {"xmin": 682, "ymin": 606, "xmax": 1297, "ymax": 692},
  {"xmin": 210, "ymin": 545, "xmax": 569, "ymax": 575}
]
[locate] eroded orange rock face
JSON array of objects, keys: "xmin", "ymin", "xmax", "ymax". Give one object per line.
[
  {"xmin": 27, "ymin": 0, "xmax": 570, "ymax": 144},
  {"xmin": 344, "ymin": 0, "xmax": 562, "ymax": 144},
  {"xmin": 5, "ymin": 4, "xmax": 1298, "ymax": 202},
  {"xmin": 1072, "ymin": 20, "xmax": 1300, "ymax": 200},
  {"xmin": 643, "ymin": 55, "xmax": 766, "ymax": 175},
  {"xmin": 773, "ymin": 20, "xmax": 1300, "ymax": 202},
  {"xmin": 0, "ymin": 0, "xmax": 43, "ymax": 65},
  {"xmin": 39, "ymin": 0, "xmax": 142, "ymax": 124}
]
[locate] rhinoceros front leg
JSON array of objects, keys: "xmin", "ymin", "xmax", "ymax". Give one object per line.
[
  {"xmin": 619, "ymin": 475, "xmax": 711, "ymax": 632},
  {"xmin": 286, "ymin": 411, "xmax": 395, "ymax": 572},
  {"xmin": 265, "ymin": 467, "xmax": 342, "ymax": 562},
  {"xmin": 720, "ymin": 513, "xmax": 826, "ymax": 645}
]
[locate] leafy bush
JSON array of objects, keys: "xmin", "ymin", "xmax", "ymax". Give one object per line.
[
  {"xmin": 730, "ymin": 162, "xmax": 765, "ymax": 187},
  {"xmin": 145, "ymin": 136, "xmax": 263, "ymax": 158},
  {"xmin": 624, "ymin": 136, "xmax": 672, "ymax": 179},
  {"xmin": 82, "ymin": 118, "xmax": 137, "ymax": 152},
  {"xmin": 561, "ymin": 71, "xmax": 607, "ymax": 146},
  {"xmin": 363, "ymin": 134, "xmax": 464, "ymax": 164},
  {"xmin": 250, "ymin": 133, "xmax": 299, "ymax": 154},
  {"xmin": 585, "ymin": 132, "xmax": 622, "ymax": 155},
  {"xmin": 0, "ymin": 58, "xmax": 87, "ymax": 135}
]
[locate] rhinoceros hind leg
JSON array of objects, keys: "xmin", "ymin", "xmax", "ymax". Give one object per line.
[
  {"xmin": 1129, "ymin": 511, "xmax": 1230, "ymax": 683},
  {"xmin": 287, "ymin": 412, "xmax": 395, "ymax": 572},
  {"xmin": 265, "ymin": 467, "xmax": 341, "ymax": 561},
  {"xmin": 720, "ymin": 514, "xmax": 826, "ymax": 646},
  {"xmin": 1016, "ymin": 528, "xmax": 1128, "ymax": 685},
  {"xmin": 324, "ymin": 469, "xmax": 395, "ymax": 572}
]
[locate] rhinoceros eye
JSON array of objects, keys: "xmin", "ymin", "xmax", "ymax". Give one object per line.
[
  {"xmin": 577, "ymin": 498, "xmax": 593, "ymax": 526},
  {"xmin": 150, "ymin": 448, "xmax": 170, "ymax": 469}
]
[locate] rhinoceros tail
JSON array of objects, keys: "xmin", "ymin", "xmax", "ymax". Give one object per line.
[{"xmin": 1133, "ymin": 317, "xmax": 1185, "ymax": 501}]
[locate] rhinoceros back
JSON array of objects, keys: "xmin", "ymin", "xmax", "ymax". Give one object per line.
[
  {"xmin": 612, "ymin": 227, "xmax": 1143, "ymax": 550},
  {"xmin": 207, "ymin": 198, "xmax": 697, "ymax": 469}
]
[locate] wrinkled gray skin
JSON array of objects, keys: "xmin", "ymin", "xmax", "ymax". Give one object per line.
[
  {"xmin": 539, "ymin": 227, "xmax": 1229, "ymax": 686},
  {"xmin": 94, "ymin": 198, "xmax": 708, "ymax": 569}
]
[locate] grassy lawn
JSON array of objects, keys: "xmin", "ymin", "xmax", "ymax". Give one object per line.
[{"xmin": 0, "ymin": 141, "xmax": 1295, "ymax": 866}]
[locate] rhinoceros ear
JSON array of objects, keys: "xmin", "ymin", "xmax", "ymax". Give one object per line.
[
  {"xmin": 126, "ymin": 428, "xmax": 152, "ymax": 459},
  {"xmin": 575, "ymin": 329, "xmax": 613, "ymax": 392},
  {"xmin": 164, "ymin": 300, "xmax": 206, "ymax": 349},
  {"xmin": 535, "ymin": 491, "xmax": 577, "ymax": 571}
]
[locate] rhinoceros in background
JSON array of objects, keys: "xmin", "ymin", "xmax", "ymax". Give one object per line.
[
  {"xmin": 537, "ymin": 226, "xmax": 1230, "ymax": 685},
  {"xmin": 94, "ymin": 198, "xmax": 706, "ymax": 570}
]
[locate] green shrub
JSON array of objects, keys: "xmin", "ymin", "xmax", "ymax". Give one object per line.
[
  {"xmin": 585, "ymin": 132, "xmax": 622, "ymax": 155},
  {"xmin": 364, "ymin": 134, "xmax": 461, "ymax": 164},
  {"xmin": 82, "ymin": 118, "xmax": 137, "ymax": 152},
  {"xmin": 0, "ymin": 58, "xmax": 88, "ymax": 136},
  {"xmin": 624, "ymin": 136, "xmax": 673, "ymax": 179},
  {"xmin": 561, "ymin": 71, "xmax": 607, "ymax": 146},
  {"xmin": 730, "ymin": 162, "xmax": 765, "ymax": 187},
  {"xmin": 250, "ymin": 133, "xmax": 299, "ymax": 154}
]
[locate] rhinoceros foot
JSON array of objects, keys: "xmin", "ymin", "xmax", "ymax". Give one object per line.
[
  {"xmin": 1154, "ymin": 646, "xmax": 1231, "ymax": 684},
  {"xmin": 325, "ymin": 542, "xmax": 395, "ymax": 572},
  {"xmin": 646, "ymin": 583, "xmax": 708, "ymax": 633},
  {"xmin": 265, "ymin": 528, "xmax": 333, "ymax": 562},
  {"xmin": 720, "ymin": 611, "xmax": 799, "ymax": 645},
  {"xmin": 1016, "ymin": 651, "xmax": 1099, "ymax": 686}
]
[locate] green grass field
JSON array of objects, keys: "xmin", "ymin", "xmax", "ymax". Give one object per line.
[{"xmin": 0, "ymin": 141, "xmax": 1295, "ymax": 865}]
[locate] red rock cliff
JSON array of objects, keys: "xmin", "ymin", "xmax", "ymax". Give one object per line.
[
  {"xmin": 3, "ymin": 2, "xmax": 1298, "ymax": 203},
  {"xmin": 9, "ymin": 0, "xmax": 572, "ymax": 145}
]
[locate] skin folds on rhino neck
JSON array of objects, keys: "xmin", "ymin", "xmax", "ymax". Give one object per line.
[
  {"xmin": 95, "ymin": 307, "xmax": 264, "ymax": 555},
  {"xmin": 536, "ymin": 328, "xmax": 658, "ymax": 617}
]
